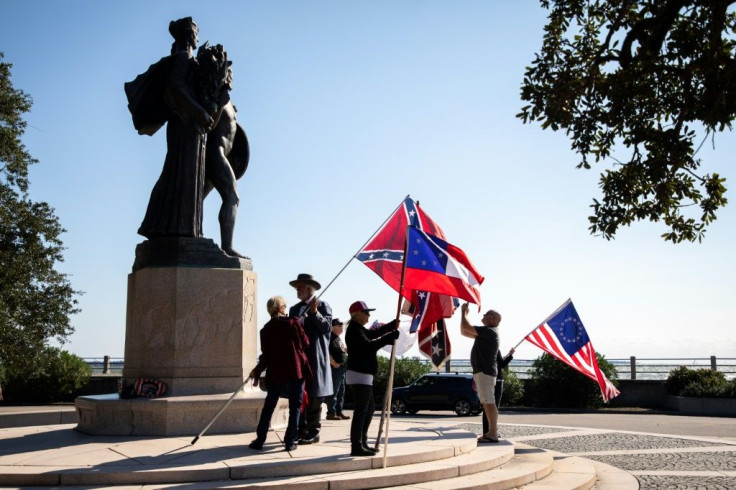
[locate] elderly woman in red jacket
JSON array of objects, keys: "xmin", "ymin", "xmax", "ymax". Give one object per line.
[{"xmin": 249, "ymin": 296, "xmax": 311, "ymax": 451}]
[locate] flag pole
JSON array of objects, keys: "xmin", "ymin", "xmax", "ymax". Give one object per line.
[
  {"xmin": 511, "ymin": 298, "xmax": 572, "ymax": 350},
  {"xmin": 314, "ymin": 195, "xmax": 410, "ymax": 299},
  {"xmin": 375, "ymin": 225, "xmax": 410, "ymax": 468}
]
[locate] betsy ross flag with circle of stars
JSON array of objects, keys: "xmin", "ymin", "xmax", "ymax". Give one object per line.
[{"xmin": 525, "ymin": 299, "xmax": 620, "ymax": 402}]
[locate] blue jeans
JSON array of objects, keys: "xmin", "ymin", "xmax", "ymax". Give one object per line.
[
  {"xmin": 327, "ymin": 366, "xmax": 346, "ymax": 415},
  {"xmin": 256, "ymin": 379, "xmax": 304, "ymax": 447}
]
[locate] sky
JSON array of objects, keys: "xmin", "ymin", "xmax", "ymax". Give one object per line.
[{"xmin": 1, "ymin": 1, "xmax": 734, "ymax": 364}]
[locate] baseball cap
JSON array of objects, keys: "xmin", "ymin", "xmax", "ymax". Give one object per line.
[
  {"xmin": 349, "ymin": 301, "xmax": 376, "ymax": 315},
  {"xmin": 331, "ymin": 318, "xmax": 344, "ymax": 326}
]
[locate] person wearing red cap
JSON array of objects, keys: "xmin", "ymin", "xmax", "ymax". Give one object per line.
[{"xmin": 345, "ymin": 301, "xmax": 399, "ymax": 457}]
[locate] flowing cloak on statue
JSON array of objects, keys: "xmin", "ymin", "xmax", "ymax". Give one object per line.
[
  {"xmin": 125, "ymin": 56, "xmax": 174, "ymax": 137},
  {"xmin": 125, "ymin": 54, "xmax": 249, "ymax": 237}
]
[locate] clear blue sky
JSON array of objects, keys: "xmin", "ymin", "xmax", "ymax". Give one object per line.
[{"xmin": 2, "ymin": 1, "xmax": 734, "ymax": 363}]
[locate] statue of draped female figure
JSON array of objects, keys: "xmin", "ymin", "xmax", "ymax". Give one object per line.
[{"xmin": 124, "ymin": 17, "xmax": 249, "ymax": 260}]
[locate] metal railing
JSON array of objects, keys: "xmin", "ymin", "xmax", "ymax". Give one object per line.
[
  {"xmin": 82, "ymin": 357, "xmax": 124, "ymax": 375},
  {"xmin": 610, "ymin": 356, "xmax": 736, "ymax": 380},
  {"xmin": 439, "ymin": 356, "xmax": 736, "ymax": 380},
  {"xmin": 84, "ymin": 356, "xmax": 736, "ymax": 380}
]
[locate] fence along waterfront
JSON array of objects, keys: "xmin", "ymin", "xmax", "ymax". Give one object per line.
[
  {"xmin": 84, "ymin": 356, "xmax": 735, "ymax": 380},
  {"xmin": 441, "ymin": 357, "xmax": 736, "ymax": 380}
]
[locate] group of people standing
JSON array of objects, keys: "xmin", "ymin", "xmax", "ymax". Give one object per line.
[
  {"xmin": 249, "ymin": 273, "xmax": 512, "ymax": 454},
  {"xmin": 249, "ymin": 273, "xmax": 398, "ymax": 456}
]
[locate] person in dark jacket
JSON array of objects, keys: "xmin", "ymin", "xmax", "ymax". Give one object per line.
[
  {"xmin": 345, "ymin": 301, "xmax": 399, "ymax": 457},
  {"xmin": 288, "ymin": 273, "xmax": 333, "ymax": 444},
  {"xmin": 326, "ymin": 318, "xmax": 349, "ymax": 420},
  {"xmin": 249, "ymin": 296, "xmax": 311, "ymax": 451},
  {"xmin": 482, "ymin": 347, "xmax": 515, "ymax": 437},
  {"xmin": 460, "ymin": 302, "xmax": 501, "ymax": 443}
]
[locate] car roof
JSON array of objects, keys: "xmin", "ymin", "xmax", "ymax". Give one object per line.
[{"xmin": 421, "ymin": 372, "xmax": 473, "ymax": 378}]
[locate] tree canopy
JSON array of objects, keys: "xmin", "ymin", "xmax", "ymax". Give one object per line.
[
  {"xmin": 0, "ymin": 52, "xmax": 80, "ymax": 374},
  {"xmin": 518, "ymin": 0, "xmax": 733, "ymax": 242}
]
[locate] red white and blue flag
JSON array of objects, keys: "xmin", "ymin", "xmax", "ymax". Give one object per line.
[
  {"xmin": 525, "ymin": 299, "xmax": 620, "ymax": 402},
  {"xmin": 404, "ymin": 226, "xmax": 484, "ymax": 305},
  {"xmin": 402, "ymin": 293, "xmax": 457, "ymax": 369},
  {"xmin": 356, "ymin": 197, "xmax": 456, "ymax": 368},
  {"xmin": 357, "ymin": 197, "xmax": 444, "ymax": 294}
]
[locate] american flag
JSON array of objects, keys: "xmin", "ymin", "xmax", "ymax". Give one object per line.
[{"xmin": 525, "ymin": 299, "xmax": 620, "ymax": 402}]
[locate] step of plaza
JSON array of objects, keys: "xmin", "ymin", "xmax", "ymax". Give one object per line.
[{"xmin": 0, "ymin": 414, "xmax": 637, "ymax": 489}]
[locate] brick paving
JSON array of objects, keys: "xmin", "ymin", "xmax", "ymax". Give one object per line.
[
  {"xmin": 588, "ymin": 451, "xmax": 736, "ymax": 472},
  {"xmin": 462, "ymin": 422, "xmax": 736, "ymax": 489},
  {"xmin": 518, "ymin": 433, "xmax": 722, "ymax": 452},
  {"xmin": 457, "ymin": 422, "xmax": 570, "ymax": 438},
  {"xmin": 636, "ymin": 475, "xmax": 736, "ymax": 489}
]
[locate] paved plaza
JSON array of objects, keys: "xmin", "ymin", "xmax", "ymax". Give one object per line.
[
  {"xmin": 0, "ymin": 407, "xmax": 734, "ymax": 488},
  {"xmin": 465, "ymin": 411, "xmax": 736, "ymax": 489}
]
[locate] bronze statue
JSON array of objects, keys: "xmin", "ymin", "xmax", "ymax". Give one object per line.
[
  {"xmin": 124, "ymin": 17, "xmax": 248, "ymax": 258},
  {"xmin": 202, "ymin": 61, "xmax": 249, "ymax": 259}
]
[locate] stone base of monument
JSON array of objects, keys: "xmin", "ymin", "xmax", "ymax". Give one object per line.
[
  {"xmin": 75, "ymin": 245, "xmax": 285, "ymax": 436},
  {"xmin": 75, "ymin": 391, "xmax": 284, "ymax": 436}
]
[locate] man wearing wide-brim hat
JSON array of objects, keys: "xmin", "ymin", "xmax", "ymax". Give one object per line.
[{"xmin": 288, "ymin": 273, "xmax": 333, "ymax": 444}]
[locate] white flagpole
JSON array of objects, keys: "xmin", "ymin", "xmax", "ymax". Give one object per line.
[{"xmin": 375, "ymin": 225, "xmax": 410, "ymax": 468}]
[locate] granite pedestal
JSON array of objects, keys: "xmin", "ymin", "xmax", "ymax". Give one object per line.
[{"xmin": 76, "ymin": 248, "xmax": 286, "ymax": 436}]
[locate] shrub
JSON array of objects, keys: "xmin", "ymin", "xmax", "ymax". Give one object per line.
[
  {"xmin": 2, "ymin": 347, "xmax": 91, "ymax": 404},
  {"xmin": 727, "ymin": 379, "xmax": 736, "ymax": 398},
  {"xmin": 666, "ymin": 365, "xmax": 730, "ymax": 398},
  {"xmin": 528, "ymin": 352, "xmax": 618, "ymax": 409},
  {"xmin": 499, "ymin": 367, "xmax": 524, "ymax": 407},
  {"xmin": 665, "ymin": 366, "xmax": 700, "ymax": 396},
  {"xmin": 681, "ymin": 380, "xmax": 727, "ymax": 398}
]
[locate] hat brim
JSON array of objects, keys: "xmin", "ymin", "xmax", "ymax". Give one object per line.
[
  {"xmin": 352, "ymin": 308, "xmax": 376, "ymax": 313},
  {"xmin": 289, "ymin": 279, "xmax": 321, "ymax": 290}
]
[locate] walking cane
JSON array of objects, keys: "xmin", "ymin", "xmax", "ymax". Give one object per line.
[
  {"xmin": 191, "ymin": 376, "xmax": 253, "ymax": 445},
  {"xmin": 189, "ymin": 270, "xmax": 338, "ymax": 446}
]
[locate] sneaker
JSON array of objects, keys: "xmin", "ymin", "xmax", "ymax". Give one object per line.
[
  {"xmin": 337, "ymin": 413, "xmax": 351, "ymax": 420},
  {"xmin": 326, "ymin": 413, "xmax": 341, "ymax": 420},
  {"xmin": 249, "ymin": 440, "xmax": 264, "ymax": 450},
  {"xmin": 285, "ymin": 442, "xmax": 297, "ymax": 451}
]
